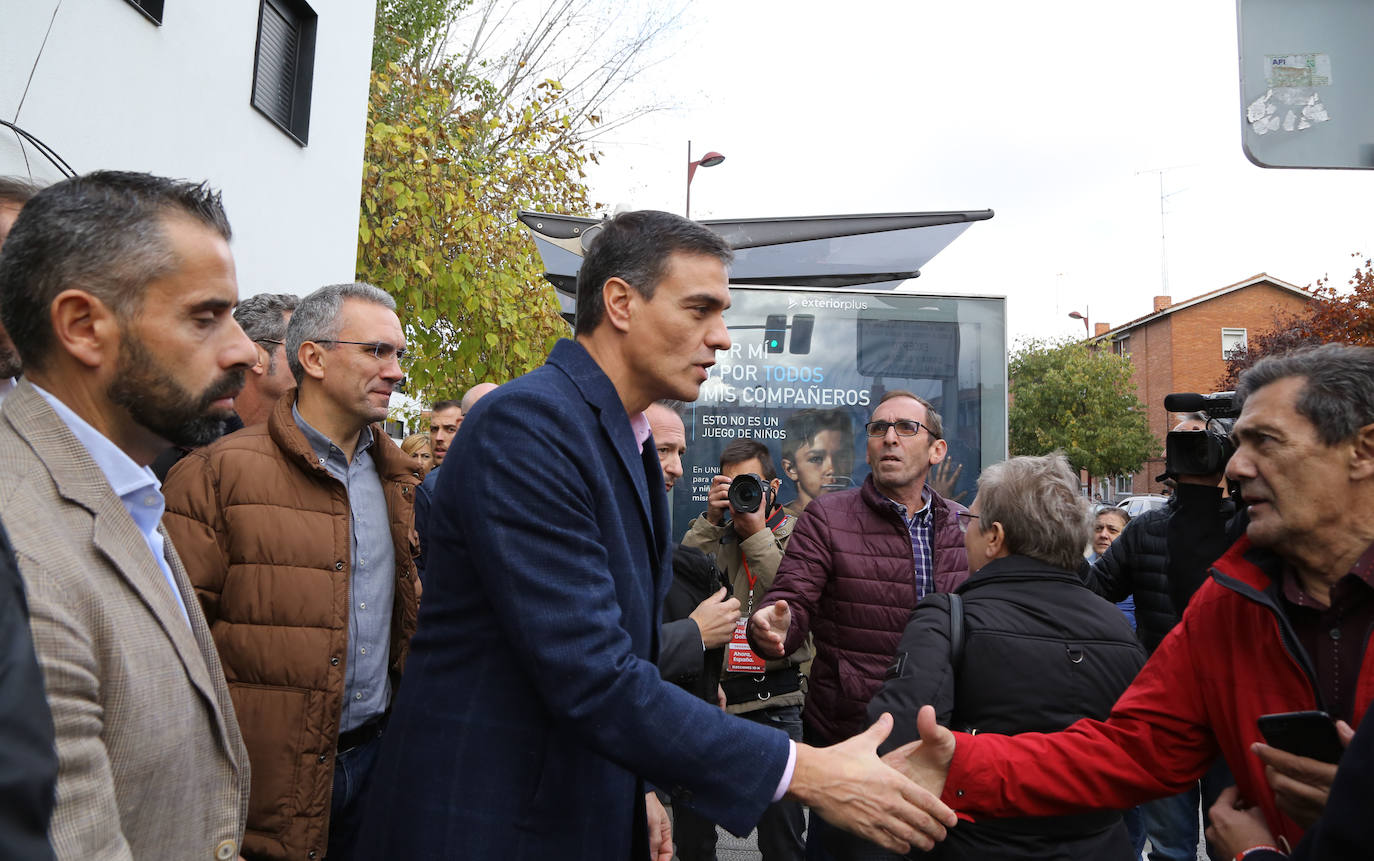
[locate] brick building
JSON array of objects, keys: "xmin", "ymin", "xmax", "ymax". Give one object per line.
[{"xmin": 1087, "ymin": 273, "xmax": 1312, "ymax": 499}]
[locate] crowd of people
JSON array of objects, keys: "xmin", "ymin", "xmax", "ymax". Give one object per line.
[{"xmin": 0, "ymin": 170, "xmax": 1370, "ymax": 861}]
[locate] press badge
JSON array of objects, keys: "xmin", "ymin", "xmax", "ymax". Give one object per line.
[{"xmin": 725, "ymin": 619, "xmax": 766, "ymax": 673}]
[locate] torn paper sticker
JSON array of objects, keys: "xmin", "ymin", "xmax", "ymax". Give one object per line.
[{"xmin": 1265, "ymin": 53, "xmax": 1332, "ymax": 87}]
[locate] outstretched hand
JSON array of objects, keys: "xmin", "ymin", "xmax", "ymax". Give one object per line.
[
  {"xmin": 880, "ymin": 706, "xmax": 957, "ymax": 801},
  {"xmin": 786, "ymin": 712, "xmax": 957, "ymax": 853},
  {"xmin": 747, "ymin": 601, "xmax": 791, "ymax": 659}
]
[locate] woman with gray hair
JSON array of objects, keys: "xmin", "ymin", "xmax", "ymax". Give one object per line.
[{"xmin": 853, "ymin": 454, "xmax": 1147, "ymax": 860}]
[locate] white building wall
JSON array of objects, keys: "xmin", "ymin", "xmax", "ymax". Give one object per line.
[{"xmin": 0, "ymin": 0, "xmax": 376, "ymax": 297}]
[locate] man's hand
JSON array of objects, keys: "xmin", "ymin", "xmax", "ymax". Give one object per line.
[
  {"xmin": 730, "ymin": 499, "xmax": 768, "ymax": 540},
  {"xmin": 1254, "ymin": 719, "xmax": 1354, "ymax": 828},
  {"xmin": 716, "ymin": 684, "xmax": 727, "ymax": 710},
  {"xmin": 880, "ymin": 705, "xmax": 956, "ymax": 801},
  {"xmin": 786, "ymin": 712, "xmax": 957, "ymax": 853},
  {"xmin": 704, "ymin": 475, "xmax": 732, "ymax": 525},
  {"xmin": 645, "ymin": 791, "xmax": 672, "ymax": 861},
  {"xmin": 748, "ymin": 601, "xmax": 790, "ymax": 659},
  {"xmin": 689, "ymin": 588, "xmax": 741, "ymax": 649},
  {"xmin": 928, "ymin": 460, "xmax": 966, "ymax": 503},
  {"xmin": 1205, "ymin": 786, "xmax": 1277, "ymax": 859}
]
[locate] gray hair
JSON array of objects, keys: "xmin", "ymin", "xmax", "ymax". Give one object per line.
[
  {"xmin": 1235, "ymin": 343, "xmax": 1374, "ymax": 446},
  {"xmin": 0, "ymin": 176, "xmax": 43, "ymax": 209},
  {"xmin": 235, "ymin": 292, "xmax": 298, "ymax": 375},
  {"xmin": 285, "ymin": 282, "xmax": 396, "ymax": 384},
  {"xmin": 235, "ymin": 292, "xmax": 298, "ymax": 342},
  {"xmin": 0, "ymin": 171, "xmax": 231, "ymax": 371},
  {"xmin": 976, "ymin": 453, "xmax": 1091, "ymax": 571}
]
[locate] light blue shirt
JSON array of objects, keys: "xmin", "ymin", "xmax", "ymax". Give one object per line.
[
  {"xmin": 292, "ymin": 404, "xmax": 395, "ymax": 733},
  {"xmin": 33, "ymin": 384, "xmax": 190, "ymax": 626}
]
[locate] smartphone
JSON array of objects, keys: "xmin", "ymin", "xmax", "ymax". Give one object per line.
[{"xmin": 1257, "ymin": 710, "xmax": 1344, "ymax": 764}]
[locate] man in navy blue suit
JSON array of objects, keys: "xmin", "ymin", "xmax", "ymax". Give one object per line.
[{"xmin": 355, "ymin": 210, "xmax": 955, "ymax": 860}]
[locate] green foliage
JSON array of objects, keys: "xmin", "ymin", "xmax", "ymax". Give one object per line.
[
  {"xmin": 359, "ymin": 0, "xmax": 593, "ymax": 401},
  {"xmin": 1009, "ymin": 338, "xmax": 1160, "ymax": 482}
]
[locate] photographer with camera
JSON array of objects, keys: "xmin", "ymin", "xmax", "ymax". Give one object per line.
[
  {"xmin": 681, "ymin": 436, "xmax": 809, "ymax": 861},
  {"xmin": 1087, "ymin": 407, "xmax": 1244, "ymax": 860}
]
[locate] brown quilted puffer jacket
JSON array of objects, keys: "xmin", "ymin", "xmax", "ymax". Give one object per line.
[
  {"xmin": 163, "ymin": 391, "xmax": 421, "ymax": 861},
  {"xmin": 758, "ymin": 475, "xmax": 968, "ymax": 745}
]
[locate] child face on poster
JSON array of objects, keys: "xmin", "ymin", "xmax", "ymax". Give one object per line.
[{"xmin": 783, "ymin": 426, "xmax": 855, "ymax": 510}]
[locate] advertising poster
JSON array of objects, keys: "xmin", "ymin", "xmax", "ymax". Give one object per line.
[{"xmin": 669, "ymin": 286, "xmax": 1007, "ymax": 534}]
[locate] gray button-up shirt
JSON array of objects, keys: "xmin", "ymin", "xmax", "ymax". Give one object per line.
[{"xmin": 293, "ymin": 405, "xmax": 395, "ymax": 732}]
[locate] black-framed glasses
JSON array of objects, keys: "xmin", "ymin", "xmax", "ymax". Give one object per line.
[
  {"xmin": 255, "ymin": 338, "xmax": 283, "ymax": 348},
  {"xmin": 312, "ymin": 339, "xmax": 407, "ymax": 363},
  {"xmin": 865, "ymin": 419, "xmax": 931, "ymax": 439},
  {"xmin": 954, "ymin": 511, "xmax": 980, "ymax": 534}
]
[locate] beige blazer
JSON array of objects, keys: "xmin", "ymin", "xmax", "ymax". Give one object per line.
[{"xmin": 0, "ymin": 383, "xmax": 249, "ymax": 861}]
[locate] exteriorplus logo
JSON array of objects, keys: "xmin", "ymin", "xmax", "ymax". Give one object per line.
[{"xmin": 799, "ymin": 297, "xmax": 869, "ymax": 310}]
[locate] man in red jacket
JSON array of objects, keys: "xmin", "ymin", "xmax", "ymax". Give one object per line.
[{"xmin": 891, "ymin": 343, "xmax": 1374, "ymax": 855}]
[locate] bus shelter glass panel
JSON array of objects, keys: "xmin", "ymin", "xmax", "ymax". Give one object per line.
[{"xmin": 670, "ymin": 286, "xmax": 1007, "ymax": 532}]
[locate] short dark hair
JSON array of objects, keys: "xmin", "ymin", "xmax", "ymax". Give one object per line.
[
  {"xmin": 1235, "ymin": 344, "xmax": 1374, "ymax": 446},
  {"xmin": 782, "ymin": 408, "xmax": 853, "ymax": 461},
  {"xmin": 0, "ymin": 171, "xmax": 232, "ymax": 371},
  {"xmin": 285, "ymin": 282, "xmax": 396, "ymax": 384},
  {"xmin": 720, "ymin": 437, "xmax": 777, "ymax": 481},
  {"xmin": 573, "ymin": 210, "xmax": 733, "ymax": 335},
  {"xmin": 430, "ymin": 399, "xmax": 461, "ymax": 414},
  {"xmin": 874, "ymin": 389, "xmax": 944, "ymax": 439},
  {"xmin": 0, "ymin": 176, "xmax": 42, "ymax": 210}
]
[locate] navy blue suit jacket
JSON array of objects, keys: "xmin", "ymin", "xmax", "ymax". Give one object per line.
[{"xmin": 356, "ymin": 340, "xmax": 789, "ymax": 859}]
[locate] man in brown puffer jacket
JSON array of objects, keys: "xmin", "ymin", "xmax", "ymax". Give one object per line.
[{"xmin": 164, "ymin": 282, "xmax": 421, "ymax": 861}]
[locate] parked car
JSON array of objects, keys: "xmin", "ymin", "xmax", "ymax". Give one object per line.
[{"xmin": 1115, "ymin": 495, "xmax": 1168, "ymax": 517}]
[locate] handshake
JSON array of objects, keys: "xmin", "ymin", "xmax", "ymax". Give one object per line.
[{"xmin": 749, "ymin": 600, "xmax": 960, "ymax": 854}]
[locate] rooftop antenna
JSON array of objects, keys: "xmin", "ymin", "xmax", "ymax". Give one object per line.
[{"xmin": 1135, "ymin": 165, "xmax": 1194, "ymax": 297}]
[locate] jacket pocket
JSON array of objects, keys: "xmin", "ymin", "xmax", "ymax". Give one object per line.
[{"xmin": 228, "ymin": 682, "xmax": 310, "ymax": 837}]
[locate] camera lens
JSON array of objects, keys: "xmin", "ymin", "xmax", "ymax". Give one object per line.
[{"xmin": 728, "ymin": 473, "xmax": 765, "ymax": 513}]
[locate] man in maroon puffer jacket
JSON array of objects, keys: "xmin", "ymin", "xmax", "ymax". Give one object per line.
[{"xmin": 750, "ymin": 390, "xmax": 969, "ymax": 749}]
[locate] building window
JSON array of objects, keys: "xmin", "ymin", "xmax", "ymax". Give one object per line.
[
  {"xmin": 1116, "ymin": 474, "xmax": 1133, "ymax": 495},
  {"xmin": 1112, "ymin": 335, "xmax": 1130, "ymax": 357},
  {"xmin": 1222, "ymin": 328, "xmax": 1248, "ymax": 359},
  {"xmin": 124, "ymin": 0, "xmax": 164, "ymax": 24},
  {"xmin": 250, "ymin": 0, "xmax": 317, "ymax": 145}
]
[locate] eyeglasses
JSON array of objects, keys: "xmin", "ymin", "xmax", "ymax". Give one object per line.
[
  {"xmin": 312, "ymin": 339, "xmax": 408, "ymax": 363},
  {"xmin": 954, "ymin": 511, "xmax": 980, "ymax": 534},
  {"xmin": 865, "ymin": 419, "xmax": 932, "ymax": 438},
  {"xmin": 255, "ymin": 338, "xmax": 283, "ymax": 348}
]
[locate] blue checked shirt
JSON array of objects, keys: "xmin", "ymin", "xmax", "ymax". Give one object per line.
[{"xmin": 884, "ymin": 490, "xmax": 934, "ymax": 602}]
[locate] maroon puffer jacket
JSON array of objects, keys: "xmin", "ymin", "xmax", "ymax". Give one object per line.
[{"xmin": 760, "ymin": 476, "xmax": 968, "ymax": 744}]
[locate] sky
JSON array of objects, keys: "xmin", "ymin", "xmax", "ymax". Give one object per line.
[{"xmin": 572, "ymin": 0, "xmax": 1373, "ymax": 345}]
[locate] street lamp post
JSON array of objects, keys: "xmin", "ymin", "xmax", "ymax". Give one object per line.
[
  {"xmin": 1068, "ymin": 308, "xmax": 1090, "ymax": 337},
  {"xmin": 686, "ymin": 140, "xmax": 725, "ymax": 218}
]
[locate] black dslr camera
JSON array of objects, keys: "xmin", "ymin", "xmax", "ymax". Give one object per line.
[
  {"xmin": 727, "ymin": 473, "xmax": 775, "ymax": 514},
  {"xmin": 1162, "ymin": 392, "xmax": 1240, "ymax": 476}
]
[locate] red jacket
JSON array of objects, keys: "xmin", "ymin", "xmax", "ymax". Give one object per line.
[
  {"xmin": 942, "ymin": 536, "xmax": 1374, "ymax": 850},
  {"xmin": 758, "ymin": 476, "xmax": 968, "ymax": 744}
]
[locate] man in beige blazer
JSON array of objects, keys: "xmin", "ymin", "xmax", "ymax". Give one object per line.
[{"xmin": 0, "ymin": 171, "xmax": 255, "ymax": 859}]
